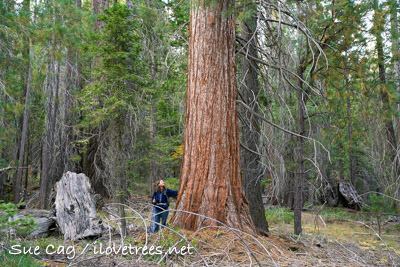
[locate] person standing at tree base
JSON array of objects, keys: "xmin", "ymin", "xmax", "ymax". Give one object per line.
[{"xmin": 151, "ymin": 179, "xmax": 178, "ymax": 233}]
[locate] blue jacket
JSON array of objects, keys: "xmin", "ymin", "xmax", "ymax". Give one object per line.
[{"xmin": 152, "ymin": 188, "xmax": 178, "ymax": 211}]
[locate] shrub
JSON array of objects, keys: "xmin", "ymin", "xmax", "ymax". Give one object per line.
[
  {"xmin": 0, "ymin": 202, "xmax": 37, "ymax": 237},
  {"xmin": 0, "ymin": 249, "xmax": 41, "ymax": 267},
  {"xmin": 165, "ymin": 177, "xmax": 179, "ymax": 191},
  {"xmin": 361, "ymin": 194, "xmax": 394, "ymax": 215}
]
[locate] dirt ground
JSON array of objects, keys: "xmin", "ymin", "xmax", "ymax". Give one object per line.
[
  {"xmin": 4, "ymin": 195, "xmax": 400, "ymax": 266},
  {"xmin": 37, "ymin": 229, "xmax": 400, "ymax": 266}
]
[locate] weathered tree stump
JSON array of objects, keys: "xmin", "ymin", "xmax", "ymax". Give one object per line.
[
  {"xmin": 55, "ymin": 172, "xmax": 102, "ymax": 241},
  {"xmin": 338, "ymin": 182, "xmax": 365, "ymax": 210},
  {"xmin": 320, "ymin": 182, "xmax": 339, "ymax": 207}
]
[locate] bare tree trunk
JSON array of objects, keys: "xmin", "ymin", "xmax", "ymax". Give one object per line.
[
  {"xmin": 0, "ymin": 152, "xmax": 5, "ymax": 201},
  {"xmin": 0, "ymin": 174, "xmax": 4, "ymax": 201},
  {"xmin": 294, "ymin": 66, "xmax": 305, "ymax": 236},
  {"xmin": 83, "ymin": 129, "xmax": 108, "ymax": 197},
  {"xmin": 93, "ymin": 0, "xmax": 109, "ymax": 32},
  {"xmin": 14, "ymin": 44, "xmax": 33, "ymax": 204},
  {"xmin": 239, "ymin": 17, "xmax": 269, "ymax": 234},
  {"xmin": 148, "ymin": 106, "xmax": 157, "ymax": 194},
  {"xmin": 24, "ymin": 136, "xmax": 29, "ymax": 201},
  {"xmin": 390, "ymin": 0, "xmax": 400, "ymax": 96},
  {"xmin": 111, "ymin": 118, "xmax": 126, "ymax": 237},
  {"xmin": 344, "ymin": 63, "xmax": 356, "ymax": 186},
  {"xmin": 171, "ymin": 0, "xmax": 255, "ymax": 233},
  {"xmin": 62, "ymin": 45, "xmax": 82, "ymax": 174},
  {"xmin": 126, "ymin": 0, "xmax": 133, "ymax": 21},
  {"xmin": 83, "ymin": 0, "xmax": 109, "ymax": 197},
  {"xmin": 280, "ymin": 137, "xmax": 296, "ymax": 208},
  {"xmin": 373, "ymin": 0, "xmax": 398, "ymax": 156},
  {"xmin": 148, "ymin": 60, "xmax": 158, "ymax": 194},
  {"xmin": 389, "ymin": 0, "xmax": 400, "ymax": 207},
  {"xmin": 39, "ymin": 69, "xmax": 54, "ymax": 209},
  {"xmin": 39, "ymin": 41, "xmax": 61, "ymax": 209}
]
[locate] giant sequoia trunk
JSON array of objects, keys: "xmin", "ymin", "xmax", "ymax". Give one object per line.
[
  {"xmin": 171, "ymin": 0, "xmax": 255, "ymax": 233},
  {"xmin": 239, "ymin": 18, "xmax": 269, "ymax": 234}
]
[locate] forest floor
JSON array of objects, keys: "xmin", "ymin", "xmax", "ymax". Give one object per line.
[{"xmin": 1, "ymin": 194, "xmax": 400, "ymax": 266}]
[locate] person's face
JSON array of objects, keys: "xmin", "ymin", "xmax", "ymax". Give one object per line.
[{"xmin": 159, "ymin": 180, "xmax": 165, "ymax": 187}]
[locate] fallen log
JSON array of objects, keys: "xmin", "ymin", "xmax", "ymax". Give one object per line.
[
  {"xmin": 7, "ymin": 209, "xmax": 56, "ymax": 237},
  {"xmin": 55, "ymin": 171, "xmax": 102, "ymax": 241}
]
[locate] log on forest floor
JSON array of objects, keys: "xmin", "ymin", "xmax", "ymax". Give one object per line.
[
  {"xmin": 6, "ymin": 209, "xmax": 57, "ymax": 237},
  {"xmin": 55, "ymin": 171, "xmax": 102, "ymax": 241},
  {"xmin": 338, "ymin": 182, "xmax": 365, "ymax": 210}
]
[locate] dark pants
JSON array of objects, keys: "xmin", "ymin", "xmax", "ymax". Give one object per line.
[{"xmin": 153, "ymin": 209, "xmax": 169, "ymax": 233}]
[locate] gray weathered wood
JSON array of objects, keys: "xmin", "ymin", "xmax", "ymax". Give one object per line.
[
  {"xmin": 338, "ymin": 182, "xmax": 365, "ymax": 210},
  {"xmin": 55, "ymin": 171, "xmax": 102, "ymax": 241},
  {"xmin": 7, "ymin": 209, "xmax": 56, "ymax": 237}
]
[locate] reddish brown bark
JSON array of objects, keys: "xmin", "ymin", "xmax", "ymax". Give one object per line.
[{"xmin": 171, "ymin": 0, "xmax": 255, "ymax": 233}]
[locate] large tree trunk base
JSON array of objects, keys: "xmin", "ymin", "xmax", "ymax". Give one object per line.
[{"xmin": 171, "ymin": 0, "xmax": 255, "ymax": 235}]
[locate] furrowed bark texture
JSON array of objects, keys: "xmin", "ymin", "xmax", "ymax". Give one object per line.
[{"xmin": 171, "ymin": 0, "xmax": 255, "ymax": 233}]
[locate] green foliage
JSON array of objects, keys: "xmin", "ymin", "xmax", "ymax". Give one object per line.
[
  {"xmin": 34, "ymin": 237, "xmax": 63, "ymax": 250},
  {"xmin": 165, "ymin": 177, "xmax": 179, "ymax": 191},
  {"xmin": 361, "ymin": 194, "xmax": 395, "ymax": 215},
  {"xmin": 261, "ymin": 179, "xmax": 272, "ymax": 191},
  {"xmin": 319, "ymin": 207, "xmax": 355, "ymax": 223},
  {"xmin": 0, "ymin": 249, "xmax": 41, "ymax": 267},
  {"xmin": 79, "ymin": 2, "xmax": 147, "ymax": 127},
  {"xmin": 0, "ymin": 202, "xmax": 37, "ymax": 237}
]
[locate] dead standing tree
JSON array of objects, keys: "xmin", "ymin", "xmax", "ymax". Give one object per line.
[
  {"xmin": 238, "ymin": 12, "xmax": 270, "ymax": 234},
  {"xmin": 171, "ymin": 0, "xmax": 255, "ymax": 233},
  {"xmin": 237, "ymin": 0, "xmax": 330, "ymax": 235}
]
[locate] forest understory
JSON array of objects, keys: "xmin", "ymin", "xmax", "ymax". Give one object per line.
[{"xmin": 1, "ymin": 194, "xmax": 400, "ymax": 267}]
